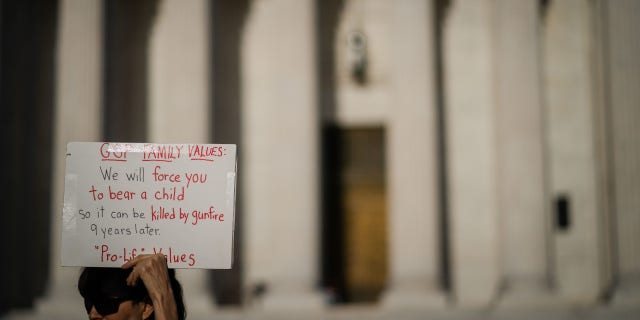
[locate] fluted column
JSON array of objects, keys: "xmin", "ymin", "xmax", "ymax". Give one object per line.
[
  {"xmin": 241, "ymin": 0, "xmax": 323, "ymax": 309},
  {"xmin": 147, "ymin": 0, "xmax": 216, "ymax": 313},
  {"xmin": 382, "ymin": 0, "xmax": 446, "ymax": 309},
  {"xmin": 38, "ymin": 0, "xmax": 103, "ymax": 316}
]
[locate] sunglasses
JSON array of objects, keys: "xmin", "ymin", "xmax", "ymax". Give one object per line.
[{"xmin": 84, "ymin": 296, "xmax": 133, "ymax": 315}]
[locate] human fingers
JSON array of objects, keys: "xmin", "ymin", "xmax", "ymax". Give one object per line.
[
  {"xmin": 123, "ymin": 254, "xmax": 169, "ymax": 285},
  {"xmin": 126, "ymin": 267, "xmax": 140, "ymax": 286},
  {"xmin": 122, "ymin": 254, "xmax": 157, "ymax": 286},
  {"xmin": 121, "ymin": 256, "xmax": 140, "ymax": 270},
  {"xmin": 121, "ymin": 253, "xmax": 152, "ymax": 269}
]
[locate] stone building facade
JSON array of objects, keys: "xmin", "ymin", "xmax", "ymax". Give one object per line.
[{"xmin": 1, "ymin": 0, "xmax": 639, "ymax": 317}]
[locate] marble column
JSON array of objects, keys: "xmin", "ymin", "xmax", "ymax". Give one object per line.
[
  {"xmin": 601, "ymin": 0, "xmax": 640, "ymax": 306},
  {"xmin": 37, "ymin": 0, "xmax": 103, "ymax": 316},
  {"xmin": 147, "ymin": 0, "xmax": 216, "ymax": 314},
  {"xmin": 382, "ymin": 0, "xmax": 446, "ymax": 309},
  {"xmin": 443, "ymin": 0, "xmax": 500, "ymax": 308},
  {"xmin": 542, "ymin": 0, "xmax": 610, "ymax": 304},
  {"xmin": 241, "ymin": 0, "xmax": 324, "ymax": 309},
  {"xmin": 493, "ymin": 0, "xmax": 552, "ymax": 307}
]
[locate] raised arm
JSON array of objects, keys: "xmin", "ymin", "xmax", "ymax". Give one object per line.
[{"xmin": 122, "ymin": 254, "xmax": 179, "ymax": 320}]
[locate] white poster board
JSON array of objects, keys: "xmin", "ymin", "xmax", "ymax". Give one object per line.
[{"xmin": 62, "ymin": 142, "xmax": 237, "ymax": 269}]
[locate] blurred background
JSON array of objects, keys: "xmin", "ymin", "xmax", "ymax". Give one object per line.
[{"xmin": 1, "ymin": 0, "xmax": 639, "ymax": 319}]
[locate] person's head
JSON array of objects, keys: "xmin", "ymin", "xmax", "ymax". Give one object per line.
[{"xmin": 78, "ymin": 267, "xmax": 186, "ymax": 320}]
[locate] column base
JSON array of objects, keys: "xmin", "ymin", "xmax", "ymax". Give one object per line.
[
  {"xmin": 381, "ymin": 287, "xmax": 448, "ymax": 310},
  {"xmin": 496, "ymin": 279, "xmax": 564, "ymax": 310},
  {"xmin": 178, "ymin": 269, "xmax": 217, "ymax": 316},
  {"xmin": 36, "ymin": 296, "xmax": 87, "ymax": 318},
  {"xmin": 250, "ymin": 287, "xmax": 325, "ymax": 310},
  {"xmin": 183, "ymin": 296, "xmax": 217, "ymax": 316},
  {"xmin": 35, "ymin": 267, "xmax": 86, "ymax": 317},
  {"xmin": 612, "ymin": 277, "xmax": 640, "ymax": 307}
]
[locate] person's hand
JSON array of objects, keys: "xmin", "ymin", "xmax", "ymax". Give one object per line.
[
  {"xmin": 122, "ymin": 253, "xmax": 170, "ymax": 294},
  {"xmin": 122, "ymin": 253, "xmax": 178, "ymax": 320}
]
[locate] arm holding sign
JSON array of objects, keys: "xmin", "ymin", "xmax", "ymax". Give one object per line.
[
  {"xmin": 122, "ymin": 254, "xmax": 184, "ymax": 320},
  {"xmin": 78, "ymin": 254, "xmax": 186, "ymax": 320}
]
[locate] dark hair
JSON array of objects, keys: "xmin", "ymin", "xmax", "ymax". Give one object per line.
[{"xmin": 78, "ymin": 267, "xmax": 186, "ymax": 320}]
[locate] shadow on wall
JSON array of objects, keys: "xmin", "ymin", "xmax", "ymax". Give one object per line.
[
  {"xmin": 209, "ymin": 0, "xmax": 249, "ymax": 306},
  {"xmin": 0, "ymin": 0, "xmax": 58, "ymax": 315}
]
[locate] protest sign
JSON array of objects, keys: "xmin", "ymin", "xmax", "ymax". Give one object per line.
[{"xmin": 62, "ymin": 142, "xmax": 237, "ymax": 269}]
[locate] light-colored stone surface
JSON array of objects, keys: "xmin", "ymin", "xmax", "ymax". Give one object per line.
[
  {"xmin": 542, "ymin": 0, "xmax": 610, "ymax": 303},
  {"xmin": 493, "ymin": 0, "xmax": 550, "ymax": 301},
  {"xmin": 494, "ymin": 0, "xmax": 548, "ymax": 280},
  {"xmin": 444, "ymin": 0, "xmax": 500, "ymax": 308},
  {"xmin": 148, "ymin": 0, "xmax": 210, "ymax": 143},
  {"xmin": 241, "ymin": 0, "xmax": 323, "ymax": 309},
  {"xmin": 382, "ymin": 0, "xmax": 445, "ymax": 309},
  {"xmin": 8, "ymin": 0, "xmax": 640, "ymax": 317},
  {"xmin": 36, "ymin": 0, "xmax": 102, "ymax": 315},
  {"xmin": 333, "ymin": 0, "xmax": 392, "ymax": 126},
  {"xmin": 147, "ymin": 0, "xmax": 216, "ymax": 313},
  {"xmin": 6, "ymin": 303, "xmax": 640, "ymax": 320},
  {"xmin": 604, "ymin": 0, "xmax": 640, "ymax": 290}
]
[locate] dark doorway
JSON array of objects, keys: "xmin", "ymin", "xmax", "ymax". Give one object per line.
[{"xmin": 322, "ymin": 126, "xmax": 388, "ymax": 304}]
